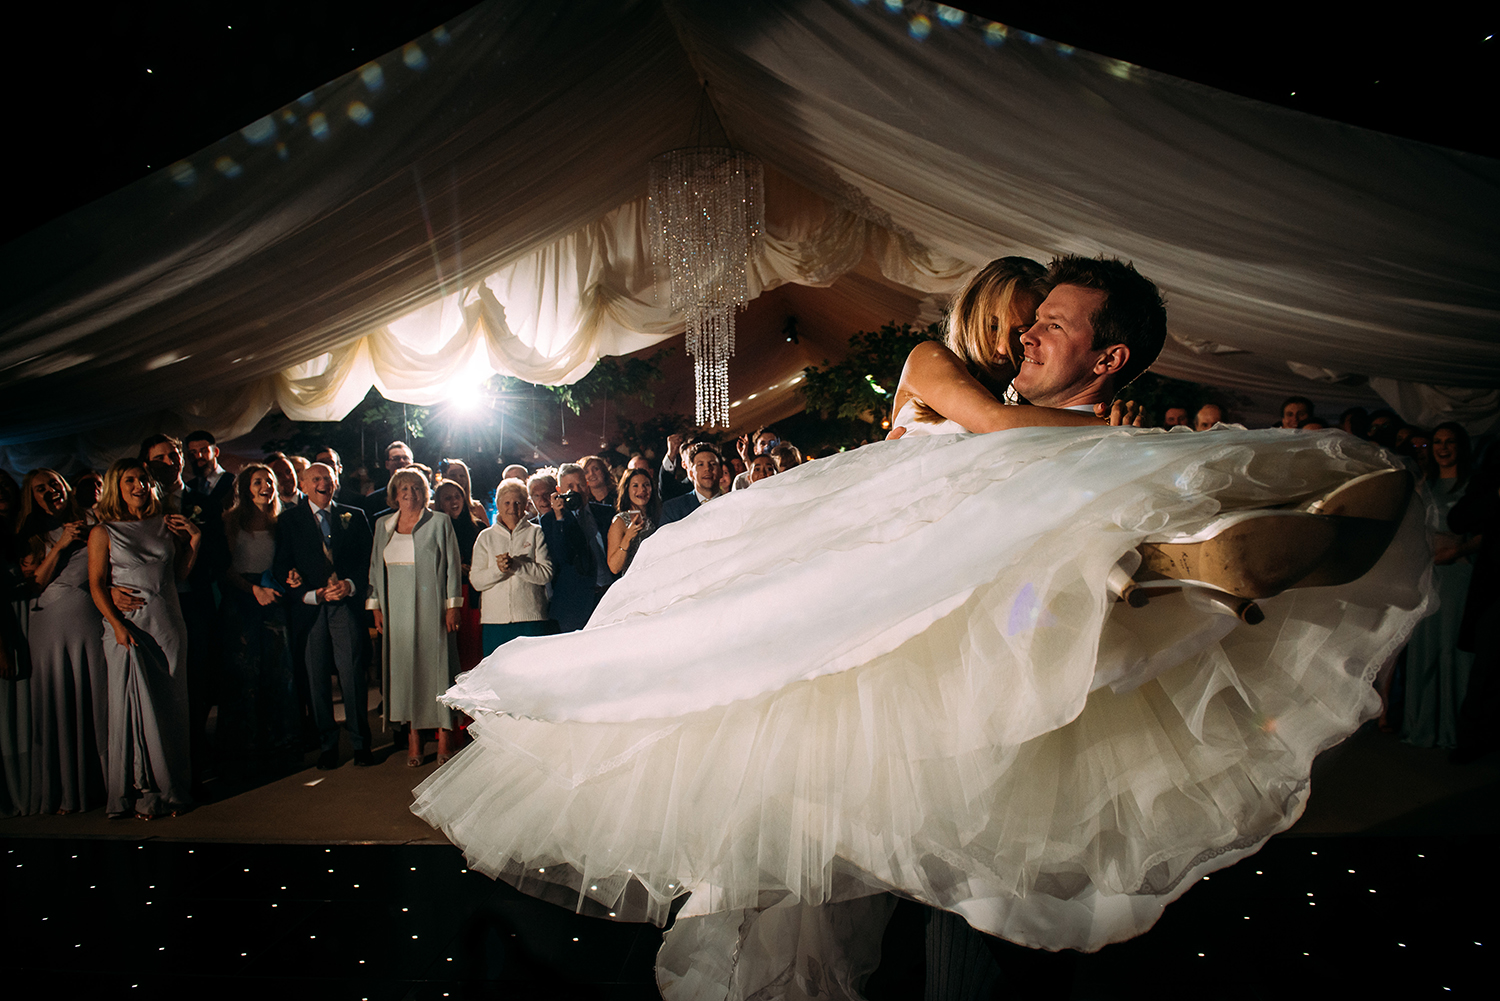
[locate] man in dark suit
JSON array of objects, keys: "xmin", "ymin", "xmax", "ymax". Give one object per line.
[
  {"xmin": 363, "ymin": 440, "xmax": 413, "ymax": 523},
  {"xmin": 183, "ymin": 429, "xmax": 236, "ymax": 511},
  {"xmin": 273, "ymin": 461, "xmax": 375, "ymax": 769},
  {"xmin": 660, "ymin": 442, "xmax": 723, "ymax": 526},
  {"xmin": 141, "ymin": 432, "xmax": 228, "ymax": 788},
  {"xmin": 657, "ymin": 433, "xmax": 692, "ymax": 503}
]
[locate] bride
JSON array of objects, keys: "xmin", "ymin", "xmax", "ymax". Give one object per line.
[{"xmin": 413, "ymin": 255, "xmax": 1431, "ymax": 1000}]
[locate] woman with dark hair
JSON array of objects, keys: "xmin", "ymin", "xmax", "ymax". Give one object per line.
[
  {"xmin": 88, "ymin": 458, "xmax": 200, "ymax": 819},
  {"xmin": 216, "ymin": 463, "xmax": 299, "ymax": 770},
  {"xmin": 606, "ymin": 467, "xmax": 659, "ymax": 578},
  {"xmin": 438, "ymin": 458, "xmax": 489, "ymax": 526},
  {"xmin": 16, "ymin": 469, "xmax": 106, "ymax": 813},
  {"xmin": 434, "ymin": 478, "xmax": 486, "ymax": 674},
  {"xmin": 1403, "ymin": 421, "xmax": 1479, "ymax": 747},
  {"xmin": 580, "ymin": 455, "xmax": 617, "ymax": 509}
]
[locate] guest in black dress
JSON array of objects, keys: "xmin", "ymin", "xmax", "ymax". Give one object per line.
[{"xmin": 217, "ymin": 464, "xmax": 300, "ymax": 772}]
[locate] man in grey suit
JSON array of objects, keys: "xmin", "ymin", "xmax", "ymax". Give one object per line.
[
  {"xmin": 273, "ymin": 462, "xmax": 375, "ymax": 769},
  {"xmin": 659, "ymin": 442, "xmax": 724, "ymax": 526}
]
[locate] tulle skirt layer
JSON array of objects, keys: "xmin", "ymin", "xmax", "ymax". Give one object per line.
[{"xmin": 412, "ymin": 425, "xmax": 1432, "ymax": 982}]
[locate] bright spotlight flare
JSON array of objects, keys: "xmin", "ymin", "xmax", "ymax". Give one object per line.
[
  {"xmin": 450, "ymin": 380, "xmax": 484, "ymax": 412},
  {"xmin": 648, "ymin": 147, "xmax": 764, "ymax": 428}
]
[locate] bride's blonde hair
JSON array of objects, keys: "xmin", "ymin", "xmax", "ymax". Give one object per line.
[
  {"xmin": 947, "ymin": 256, "xmax": 1048, "ymax": 380},
  {"xmin": 913, "ymin": 257, "xmax": 1048, "ymax": 423}
]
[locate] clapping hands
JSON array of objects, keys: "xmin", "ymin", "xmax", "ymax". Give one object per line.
[{"xmin": 317, "ymin": 573, "xmax": 351, "ymax": 603}]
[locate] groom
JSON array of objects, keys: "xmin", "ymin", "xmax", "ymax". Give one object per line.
[{"xmin": 1009, "ymin": 255, "xmax": 1167, "ymax": 412}]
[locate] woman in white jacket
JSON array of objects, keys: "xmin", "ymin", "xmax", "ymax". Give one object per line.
[{"xmin": 470, "ymin": 479, "xmax": 555, "ymax": 656}]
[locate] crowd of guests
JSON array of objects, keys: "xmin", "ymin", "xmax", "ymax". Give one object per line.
[
  {"xmin": 1155, "ymin": 395, "xmax": 1498, "ymax": 758},
  {"xmin": 0, "ymin": 423, "xmax": 808, "ymax": 818},
  {"xmin": 1, "ymin": 398, "xmax": 1494, "ymax": 819}
]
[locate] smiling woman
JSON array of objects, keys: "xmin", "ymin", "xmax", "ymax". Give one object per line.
[
  {"xmin": 86, "ymin": 458, "xmax": 200, "ymax": 819},
  {"xmin": 215, "ymin": 463, "xmax": 300, "ymax": 768},
  {"xmin": 16, "ymin": 469, "xmax": 107, "ymax": 814},
  {"xmin": 368, "ymin": 468, "xmax": 466, "ymax": 766}
]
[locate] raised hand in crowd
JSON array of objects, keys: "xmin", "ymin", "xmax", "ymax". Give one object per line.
[
  {"xmin": 736, "ymin": 434, "xmax": 752, "ymax": 463},
  {"xmin": 620, "ymin": 510, "xmax": 646, "ymax": 548}
]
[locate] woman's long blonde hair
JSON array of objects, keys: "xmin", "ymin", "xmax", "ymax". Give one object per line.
[
  {"xmin": 913, "ymin": 257, "xmax": 1048, "ymax": 422},
  {"xmin": 96, "ymin": 458, "xmax": 163, "ymax": 522}
]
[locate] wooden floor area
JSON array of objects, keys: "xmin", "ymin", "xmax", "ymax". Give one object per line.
[{"xmin": 2, "ymin": 713, "xmax": 1497, "ymax": 844}]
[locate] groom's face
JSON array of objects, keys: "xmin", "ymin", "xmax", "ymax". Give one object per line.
[{"xmin": 1013, "ymin": 284, "xmax": 1107, "ymax": 407}]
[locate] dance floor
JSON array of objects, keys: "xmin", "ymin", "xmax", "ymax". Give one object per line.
[{"xmin": 3, "ymin": 723, "xmax": 1495, "ymax": 998}]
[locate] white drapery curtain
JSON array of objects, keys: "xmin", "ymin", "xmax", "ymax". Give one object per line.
[
  {"xmin": 265, "ymin": 190, "xmax": 970, "ymax": 427},
  {"xmin": 3, "ymin": 0, "xmax": 1496, "ymax": 473}
]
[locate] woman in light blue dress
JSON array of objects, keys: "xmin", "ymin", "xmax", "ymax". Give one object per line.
[
  {"xmin": 16, "ymin": 469, "xmax": 106, "ymax": 814},
  {"xmin": 368, "ymin": 468, "xmax": 463, "ymax": 766},
  {"xmin": 87, "ymin": 458, "xmax": 201, "ymax": 819},
  {"xmin": 1403, "ymin": 422, "xmax": 1479, "ymax": 747}
]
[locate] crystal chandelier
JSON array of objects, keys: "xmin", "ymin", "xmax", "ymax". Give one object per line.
[{"xmin": 648, "ymin": 147, "xmax": 764, "ymax": 427}]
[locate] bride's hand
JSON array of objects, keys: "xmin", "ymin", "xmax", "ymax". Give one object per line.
[{"xmin": 885, "ymin": 426, "xmax": 907, "ymax": 440}]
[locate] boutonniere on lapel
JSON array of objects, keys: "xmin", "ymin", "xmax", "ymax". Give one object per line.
[
  {"xmin": 187, "ymin": 505, "xmax": 203, "ymax": 525},
  {"xmin": 339, "ymin": 511, "xmax": 352, "ymax": 529}
]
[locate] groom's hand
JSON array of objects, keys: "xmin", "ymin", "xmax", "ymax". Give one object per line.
[
  {"xmin": 1099, "ymin": 400, "xmax": 1143, "ymax": 426},
  {"xmin": 885, "ymin": 426, "xmax": 907, "ymax": 440}
]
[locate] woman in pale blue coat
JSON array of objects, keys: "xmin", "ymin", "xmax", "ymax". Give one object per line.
[{"xmin": 368, "ymin": 469, "xmax": 463, "ymax": 767}]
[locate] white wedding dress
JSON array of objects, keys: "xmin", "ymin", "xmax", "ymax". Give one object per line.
[{"xmin": 413, "ymin": 416, "xmax": 1433, "ymax": 1000}]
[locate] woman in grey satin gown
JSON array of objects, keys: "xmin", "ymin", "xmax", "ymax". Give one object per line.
[
  {"xmin": 87, "ymin": 458, "xmax": 201, "ymax": 819},
  {"xmin": 17, "ymin": 469, "xmax": 107, "ymax": 814}
]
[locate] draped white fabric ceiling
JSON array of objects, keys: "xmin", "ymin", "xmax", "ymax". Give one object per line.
[{"xmin": 2, "ymin": 0, "xmax": 1497, "ymax": 471}]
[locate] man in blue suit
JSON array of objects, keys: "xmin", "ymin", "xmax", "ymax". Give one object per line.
[{"xmin": 660, "ymin": 442, "xmax": 724, "ymax": 527}]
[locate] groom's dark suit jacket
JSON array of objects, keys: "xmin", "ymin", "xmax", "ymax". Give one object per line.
[{"xmin": 272, "ymin": 499, "xmax": 373, "ymax": 622}]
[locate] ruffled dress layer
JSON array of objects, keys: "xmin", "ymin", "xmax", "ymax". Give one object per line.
[{"xmin": 412, "ymin": 425, "xmax": 1432, "ymax": 1000}]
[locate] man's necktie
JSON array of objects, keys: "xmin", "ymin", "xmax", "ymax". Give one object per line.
[{"xmin": 317, "ymin": 508, "xmax": 334, "ymax": 561}]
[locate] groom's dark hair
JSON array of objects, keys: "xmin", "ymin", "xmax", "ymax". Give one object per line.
[{"xmin": 1046, "ymin": 255, "xmax": 1166, "ymax": 392}]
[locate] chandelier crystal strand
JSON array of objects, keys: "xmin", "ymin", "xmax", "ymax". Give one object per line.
[{"xmin": 649, "ymin": 148, "xmax": 764, "ymax": 427}]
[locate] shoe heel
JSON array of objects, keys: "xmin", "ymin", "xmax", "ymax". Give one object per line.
[
  {"xmin": 1106, "ymin": 562, "xmax": 1149, "ymax": 607},
  {"xmin": 1182, "ymin": 586, "xmax": 1265, "ymax": 624},
  {"xmin": 1138, "ymin": 512, "xmax": 1337, "ymax": 599},
  {"xmin": 1301, "ymin": 469, "xmax": 1412, "ymax": 520}
]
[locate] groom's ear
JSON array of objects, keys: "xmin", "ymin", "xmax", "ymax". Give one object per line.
[{"xmin": 1095, "ymin": 344, "xmax": 1129, "ymax": 376}]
